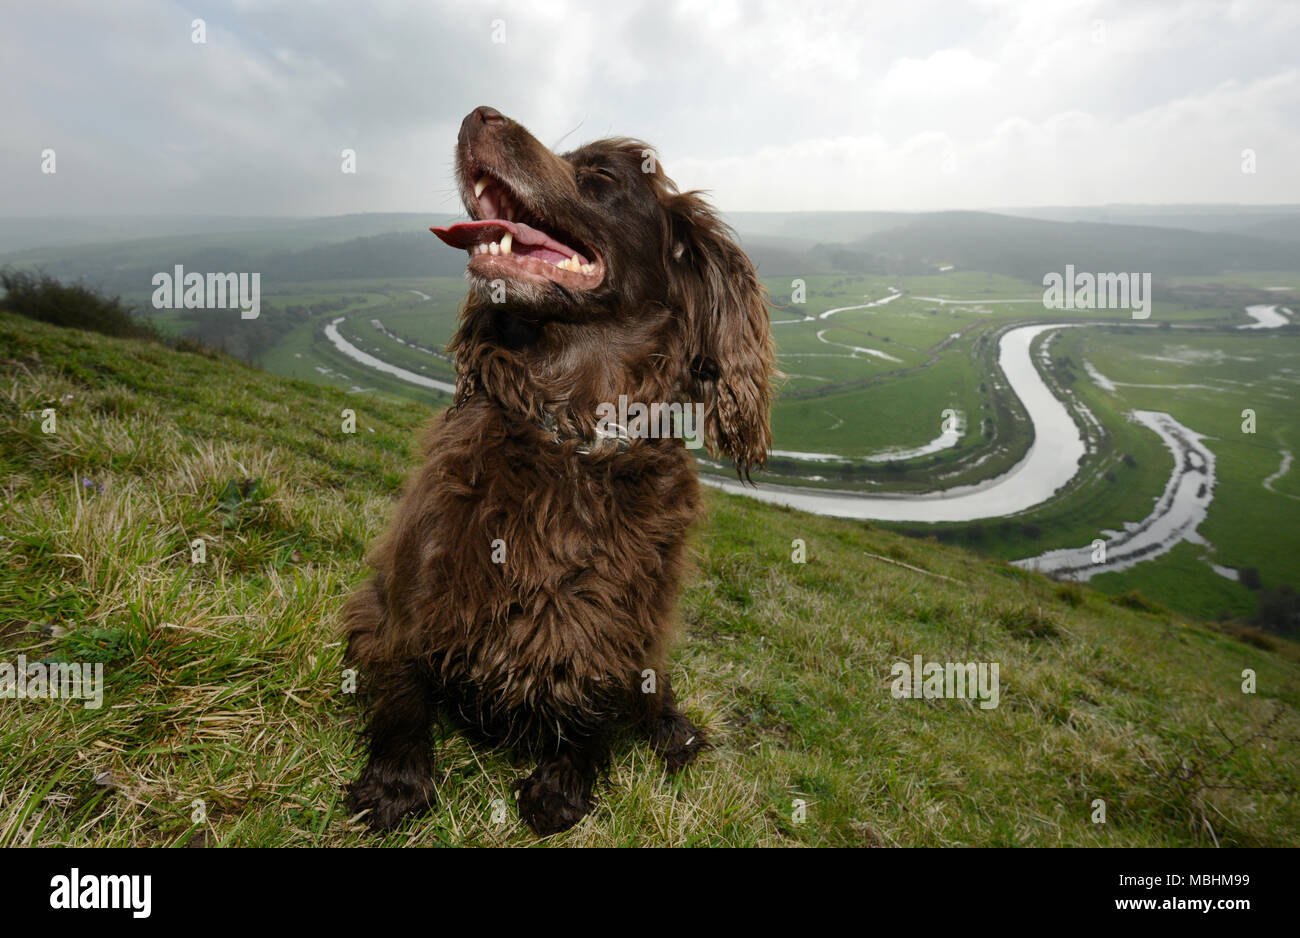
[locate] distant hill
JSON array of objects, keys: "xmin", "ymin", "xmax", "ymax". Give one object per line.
[
  {"xmin": 3, "ymin": 208, "xmax": 1298, "ymax": 296},
  {"xmin": 847, "ymin": 211, "xmax": 1300, "ymax": 281},
  {"xmin": 1233, "ymin": 215, "xmax": 1300, "ymax": 243},
  {"xmin": 729, "ymin": 211, "xmax": 914, "ymax": 244},
  {"xmin": 0, "ymin": 220, "xmax": 463, "ymax": 295},
  {"xmin": 0, "ymin": 212, "xmax": 449, "ymax": 255},
  {"xmin": 993, "ymin": 203, "xmax": 1300, "ymax": 234}
]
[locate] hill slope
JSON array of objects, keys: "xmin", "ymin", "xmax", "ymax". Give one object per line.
[
  {"xmin": 1, "ymin": 311, "xmax": 1298, "ymax": 847},
  {"xmin": 851, "ymin": 211, "xmax": 1300, "ymax": 281}
]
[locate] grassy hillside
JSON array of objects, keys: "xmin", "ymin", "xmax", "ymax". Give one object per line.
[{"xmin": 2, "ymin": 311, "xmax": 1298, "ymax": 847}]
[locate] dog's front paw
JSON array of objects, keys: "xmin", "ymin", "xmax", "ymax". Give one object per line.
[
  {"xmin": 661, "ymin": 725, "xmax": 709, "ymax": 772},
  {"xmin": 515, "ymin": 766, "xmax": 594, "ymax": 836},
  {"xmin": 653, "ymin": 714, "xmax": 709, "ymax": 773},
  {"xmin": 348, "ymin": 758, "xmax": 437, "ymax": 831}
]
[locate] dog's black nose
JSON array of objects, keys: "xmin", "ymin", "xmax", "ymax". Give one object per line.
[
  {"xmin": 470, "ymin": 106, "xmax": 505, "ymax": 126},
  {"xmin": 459, "ymin": 106, "xmax": 507, "ymax": 149}
]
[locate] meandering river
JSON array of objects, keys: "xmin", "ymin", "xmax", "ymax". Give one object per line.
[
  {"xmin": 323, "ymin": 317, "xmax": 456, "ymax": 394},
  {"xmin": 707, "ymin": 310, "xmax": 1285, "ymax": 577},
  {"xmin": 322, "ymin": 301, "xmax": 1289, "ymax": 576},
  {"xmin": 705, "ymin": 323, "xmax": 1087, "ymax": 521}
]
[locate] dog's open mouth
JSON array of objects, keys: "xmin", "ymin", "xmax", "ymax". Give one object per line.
[{"xmin": 431, "ymin": 172, "xmax": 605, "ymax": 289}]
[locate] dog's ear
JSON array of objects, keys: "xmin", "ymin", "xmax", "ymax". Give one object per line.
[{"xmin": 661, "ymin": 190, "xmax": 775, "ymax": 480}]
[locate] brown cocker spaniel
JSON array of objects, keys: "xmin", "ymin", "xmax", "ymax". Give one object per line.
[{"xmin": 343, "ymin": 105, "xmax": 775, "ymax": 835}]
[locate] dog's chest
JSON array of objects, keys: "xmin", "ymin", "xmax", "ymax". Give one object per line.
[
  {"xmin": 395, "ymin": 413, "xmax": 702, "ymax": 711},
  {"xmin": 405, "ymin": 408, "xmax": 702, "ymax": 614}
]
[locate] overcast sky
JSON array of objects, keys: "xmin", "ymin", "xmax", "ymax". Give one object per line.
[{"xmin": 2, "ymin": 0, "xmax": 1298, "ymax": 216}]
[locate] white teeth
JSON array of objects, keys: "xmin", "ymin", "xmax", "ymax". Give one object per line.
[
  {"xmin": 474, "ymin": 177, "xmax": 488, "ymax": 197},
  {"xmin": 500, "ymin": 232, "xmax": 512, "ymax": 255},
  {"xmin": 489, "ymin": 241, "xmax": 500, "ymax": 255},
  {"xmin": 535, "ymin": 255, "xmax": 592, "ymax": 273}
]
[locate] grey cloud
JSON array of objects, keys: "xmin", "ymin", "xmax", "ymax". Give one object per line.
[{"xmin": 1, "ymin": 0, "xmax": 1297, "ymax": 216}]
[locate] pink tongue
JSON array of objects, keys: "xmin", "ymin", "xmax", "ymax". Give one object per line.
[{"xmin": 430, "ymin": 220, "xmax": 584, "ymax": 265}]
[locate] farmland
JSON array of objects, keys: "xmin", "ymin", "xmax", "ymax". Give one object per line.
[{"xmin": 163, "ymin": 264, "xmax": 1296, "ymax": 625}]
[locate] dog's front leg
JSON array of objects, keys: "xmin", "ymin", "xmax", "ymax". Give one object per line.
[
  {"xmin": 636, "ymin": 671, "xmax": 709, "ymax": 772},
  {"xmin": 348, "ymin": 663, "xmax": 438, "ymax": 831},
  {"xmin": 515, "ymin": 733, "xmax": 608, "ymax": 836}
]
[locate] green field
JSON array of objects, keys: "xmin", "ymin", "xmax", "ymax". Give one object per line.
[
  {"xmin": 155, "ymin": 263, "xmax": 1295, "ymax": 625},
  {"xmin": 1168, "ymin": 271, "xmax": 1300, "ymax": 292},
  {"xmin": 1072, "ymin": 328, "xmax": 1300, "ymax": 614}
]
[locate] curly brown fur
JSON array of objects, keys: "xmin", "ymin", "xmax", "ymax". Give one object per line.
[{"xmin": 342, "ymin": 106, "xmax": 774, "ymax": 835}]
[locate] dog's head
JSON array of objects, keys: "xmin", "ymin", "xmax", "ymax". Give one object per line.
[{"xmin": 434, "ymin": 106, "xmax": 775, "ymax": 478}]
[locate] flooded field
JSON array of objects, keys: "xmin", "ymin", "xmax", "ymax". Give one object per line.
[{"xmin": 1012, "ymin": 411, "xmax": 1215, "ymax": 580}]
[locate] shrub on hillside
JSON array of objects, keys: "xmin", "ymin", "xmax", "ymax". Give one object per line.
[
  {"xmin": 0, "ymin": 268, "xmax": 159, "ymax": 340},
  {"xmin": 1111, "ymin": 590, "xmax": 1165, "ymax": 615},
  {"xmin": 1055, "ymin": 583, "xmax": 1085, "ymax": 607},
  {"xmin": 995, "ymin": 603, "xmax": 1061, "ymax": 639},
  {"xmin": 1255, "ymin": 584, "xmax": 1300, "ymax": 636}
]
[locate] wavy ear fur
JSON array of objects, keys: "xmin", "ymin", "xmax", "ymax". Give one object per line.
[{"xmin": 660, "ymin": 190, "xmax": 775, "ymax": 480}]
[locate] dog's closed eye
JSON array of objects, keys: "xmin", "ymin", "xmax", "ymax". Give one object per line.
[{"xmin": 578, "ymin": 166, "xmax": 618, "ymax": 182}]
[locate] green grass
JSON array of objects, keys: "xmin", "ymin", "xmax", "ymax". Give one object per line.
[{"xmin": 2, "ymin": 310, "xmax": 1299, "ymax": 846}]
